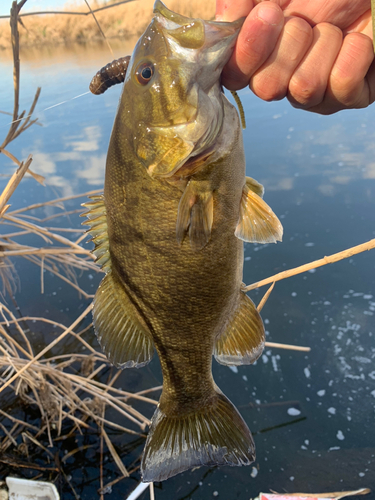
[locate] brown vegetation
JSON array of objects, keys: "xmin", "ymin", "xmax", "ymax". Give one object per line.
[
  {"xmin": 0, "ymin": 3, "xmax": 161, "ymax": 494},
  {"xmin": 1, "ymin": 1, "xmax": 374, "ymax": 497},
  {"xmin": 0, "ymin": 0, "xmax": 216, "ymax": 50}
]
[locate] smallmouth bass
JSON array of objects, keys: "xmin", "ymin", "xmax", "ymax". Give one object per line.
[{"xmin": 84, "ymin": 0, "xmax": 283, "ymax": 482}]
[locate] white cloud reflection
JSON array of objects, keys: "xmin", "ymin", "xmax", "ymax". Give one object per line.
[
  {"xmin": 31, "ymin": 152, "xmax": 56, "ymax": 175},
  {"xmin": 259, "ymin": 117, "xmax": 375, "ymax": 195},
  {"xmin": 66, "ymin": 126, "xmax": 101, "ymax": 152},
  {"xmin": 263, "ymin": 177, "xmax": 294, "ymax": 192},
  {"xmin": 22, "ymin": 125, "xmax": 105, "ymax": 196},
  {"xmin": 77, "ymin": 154, "xmax": 107, "ymax": 185}
]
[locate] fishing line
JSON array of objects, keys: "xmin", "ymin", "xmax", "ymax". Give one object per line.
[
  {"xmin": 44, "ymin": 91, "xmax": 90, "ymax": 111},
  {"xmin": 4, "ymin": 90, "xmax": 91, "ymax": 128}
]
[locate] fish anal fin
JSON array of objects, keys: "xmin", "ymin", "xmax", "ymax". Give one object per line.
[
  {"xmin": 176, "ymin": 182, "xmax": 213, "ymax": 251},
  {"xmin": 215, "ymin": 292, "xmax": 265, "ymax": 366},
  {"xmin": 235, "ymin": 182, "xmax": 283, "ymax": 244},
  {"xmin": 93, "ymin": 273, "xmax": 154, "ymax": 369},
  {"xmin": 141, "ymin": 389, "xmax": 255, "ymax": 482}
]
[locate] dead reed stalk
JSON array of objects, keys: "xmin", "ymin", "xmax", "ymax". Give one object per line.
[
  {"xmin": 0, "ymin": 0, "xmax": 216, "ymax": 50},
  {"xmin": 0, "ymin": 302, "xmax": 160, "ymax": 488},
  {"xmin": 0, "ymin": 2, "xmax": 374, "ymax": 498},
  {"xmin": 0, "ymin": 2, "xmax": 156, "ymax": 490},
  {"xmin": 247, "ymin": 238, "xmax": 375, "ymax": 318}
]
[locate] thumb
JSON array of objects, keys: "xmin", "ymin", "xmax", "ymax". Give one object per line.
[{"xmin": 220, "ymin": 2, "xmax": 284, "ymax": 91}]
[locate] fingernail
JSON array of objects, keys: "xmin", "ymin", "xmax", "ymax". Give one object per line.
[{"xmin": 256, "ymin": 4, "xmax": 283, "ymax": 26}]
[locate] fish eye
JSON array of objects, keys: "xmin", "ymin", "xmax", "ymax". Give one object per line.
[{"xmin": 135, "ymin": 62, "xmax": 154, "ymax": 85}]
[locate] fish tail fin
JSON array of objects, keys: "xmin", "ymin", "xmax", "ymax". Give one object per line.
[{"xmin": 141, "ymin": 389, "xmax": 255, "ymax": 482}]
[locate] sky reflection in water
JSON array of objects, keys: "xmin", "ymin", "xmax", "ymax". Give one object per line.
[{"xmin": 0, "ymin": 41, "xmax": 374, "ymax": 499}]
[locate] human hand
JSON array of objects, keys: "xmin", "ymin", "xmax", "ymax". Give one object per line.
[{"xmin": 216, "ymin": 0, "xmax": 375, "ymax": 114}]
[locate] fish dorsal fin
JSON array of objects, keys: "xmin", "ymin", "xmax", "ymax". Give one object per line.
[
  {"xmin": 176, "ymin": 181, "xmax": 213, "ymax": 251},
  {"xmin": 93, "ymin": 273, "xmax": 154, "ymax": 369},
  {"xmin": 81, "ymin": 195, "xmax": 111, "ymax": 273},
  {"xmin": 214, "ymin": 292, "xmax": 264, "ymax": 365},
  {"xmin": 82, "ymin": 195, "xmax": 154, "ymax": 368},
  {"xmin": 235, "ymin": 177, "xmax": 283, "ymax": 244}
]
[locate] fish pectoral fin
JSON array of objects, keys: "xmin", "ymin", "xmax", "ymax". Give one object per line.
[
  {"xmin": 245, "ymin": 175, "xmax": 264, "ymax": 198},
  {"xmin": 214, "ymin": 292, "xmax": 265, "ymax": 366},
  {"xmin": 235, "ymin": 178, "xmax": 283, "ymax": 244},
  {"xmin": 141, "ymin": 389, "xmax": 255, "ymax": 482},
  {"xmin": 176, "ymin": 182, "xmax": 213, "ymax": 251},
  {"xmin": 93, "ymin": 273, "xmax": 154, "ymax": 369}
]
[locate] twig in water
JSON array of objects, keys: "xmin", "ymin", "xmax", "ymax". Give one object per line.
[
  {"xmin": 257, "ymin": 283, "xmax": 311, "ymax": 351},
  {"xmin": 265, "ymin": 341, "xmax": 310, "ymax": 352},
  {"xmin": 102, "ymin": 428, "xmax": 129, "ymax": 478},
  {"xmin": 0, "ymin": 302, "xmax": 93, "ymax": 395},
  {"xmin": 150, "ymin": 482, "xmax": 155, "ymax": 500},
  {"xmin": 0, "ymin": 1, "xmax": 41, "ymax": 150},
  {"xmin": 244, "ymin": 238, "xmax": 375, "ymax": 292},
  {"xmin": 257, "ymin": 282, "xmax": 275, "ymax": 313},
  {"xmin": 126, "ymin": 482, "xmax": 152, "ymax": 500},
  {"xmin": 0, "ymin": 155, "xmax": 33, "ymax": 216}
]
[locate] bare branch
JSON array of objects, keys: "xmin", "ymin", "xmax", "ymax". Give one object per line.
[
  {"xmin": 0, "ymin": 0, "xmax": 136, "ymax": 19},
  {"xmin": 244, "ymin": 238, "xmax": 375, "ymax": 292},
  {"xmin": 0, "ymin": 155, "xmax": 33, "ymax": 216}
]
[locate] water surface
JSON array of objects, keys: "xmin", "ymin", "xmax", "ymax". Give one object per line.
[{"xmin": 0, "ymin": 41, "xmax": 374, "ymax": 499}]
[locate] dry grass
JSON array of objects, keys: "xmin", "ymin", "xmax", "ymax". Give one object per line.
[
  {"xmin": 0, "ymin": 191, "xmax": 102, "ymax": 299},
  {"xmin": 0, "ymin": 3, "xmax": 160, "ymax": 494},
  {"xmin": 0, "ymin": 0, "xmax": 216, "ymax": 50},
  {"xmin": 0, "ymin": 298, "xmax": 160, "ymax": 447},
  {"xmin": 1, "ymin": 1, "xmax": 374, "ymax": 498},
  {"xmin": 0, "ymin": 302, "xmax": 161, "ymax": 495}
]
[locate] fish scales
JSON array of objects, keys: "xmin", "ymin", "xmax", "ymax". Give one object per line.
[
  {"xmin": 106, "ymin": 128, "xmax": 243, "ymax": 404},
  {"xmin": 84, "ymin": 0, "xmax": 283, "ymax": 482}
]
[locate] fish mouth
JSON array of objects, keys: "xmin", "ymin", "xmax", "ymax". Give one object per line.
[
  {"xmin": 153, "ymin": 0, "xmax": 244, "ymax": 50},
  {"xmin": 136, "ymin": 1, "xmax": 244, "ymax": 179}
]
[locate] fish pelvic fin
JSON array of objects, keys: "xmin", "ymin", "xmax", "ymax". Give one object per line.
[
  {"xmin": 93, "ymin": 272, "xmax": 154, "ymax": 369},
  {"xmin": 176, "ymin": 181, "xmax": 213, "ymax": 252},
  {"xmin": 214, "ymin": 291, "xmax": 265, "ymax": 365},
  {"xmin": 141, "ymin": 388, "xmax": 255, "ymax": 482},
  {"xmin": 81, "ymin": 194, "xmax": 111, "ymax": 273},
  {"xmin": 235, "ymin": 177, "xmax": 283, "ymax": 244}
]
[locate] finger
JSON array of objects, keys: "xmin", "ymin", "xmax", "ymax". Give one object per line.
[
  {"xmin": 308, "ymin": 33, "xmax": 375, "ymax": 114},
  {"xmin": 345, "ymin": 8, "xmax": 372, "ymax": 38},
  {"xmin": 254, "ymin": 0, "xmax": 370, "ymax": 29},
  {"xmin": 216, "ymin": 0, "xmax": 254, "ymax": 22},
  {"xmin": 221, "ymin": 2, "xmax": 284, "ymax": 91},
  {"xmin": 250, "ymin": 16, "xmax": 313, "ymax": 101},
  {"xmin": 287, "ymin": 23, "xmax": 343, "ymax": 109}
]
